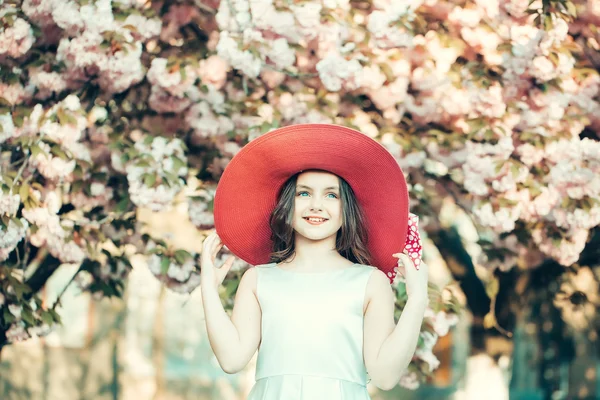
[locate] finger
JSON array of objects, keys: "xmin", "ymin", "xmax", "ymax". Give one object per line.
[
  {"xmin": 220, "ymin": 255, "xmax": 235, "ymax": 270},
  {"xmin": 397, "ymin": 253, "xmax": 417, "ymax": 270},
  {"xmin": 216, "ymin": 256, "xmax": 235, "ymax": 282},
  {"xmin": 212, "ymin": 243, "xmax": 224, "ymax": 259},
  {"xmin": 202, "ymin": 231, "xmax": 217, "ymax": 250}
]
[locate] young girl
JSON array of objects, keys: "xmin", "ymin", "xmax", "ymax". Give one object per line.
[{"xmin": 200, "ymin": 124, "xmax": 429, "ymax": 399}]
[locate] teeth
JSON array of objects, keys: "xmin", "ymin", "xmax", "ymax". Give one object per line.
[{"xmin": 307, "ymin": 218, "xmax": 326, "ymax": 222}]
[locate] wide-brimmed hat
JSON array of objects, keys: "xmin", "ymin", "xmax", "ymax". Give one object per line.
[{"xmin": 213, "ymin": 124, "xmax": 410, "ymax": 279}]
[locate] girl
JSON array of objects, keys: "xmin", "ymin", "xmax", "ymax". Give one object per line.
[{"xmin": 200, "ymin": 124, "xmax": 429, "ymax": 399}]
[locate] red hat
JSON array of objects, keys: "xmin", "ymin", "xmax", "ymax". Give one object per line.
[{"xmin": 213, "ymin": 124, "xmax": 410, "ymax": 280}]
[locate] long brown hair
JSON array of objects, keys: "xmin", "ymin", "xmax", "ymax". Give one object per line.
[{"xmin": 268, "ymin": 170, "xmax": 372, "ymax": 265}]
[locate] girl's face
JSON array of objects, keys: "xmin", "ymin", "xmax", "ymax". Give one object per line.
[{"xmin": 292, "ymin": 170, "xmax": 343, "ymax": 242}]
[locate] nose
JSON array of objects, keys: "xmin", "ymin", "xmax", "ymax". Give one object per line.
[{"xmin": 309, "ymin": 196, "xmax": 323, "ymax": 211}]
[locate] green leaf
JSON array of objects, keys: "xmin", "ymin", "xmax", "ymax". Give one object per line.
[
  {"xmin": 21, "ymin": 308, "xmax": 35, "ymax": 325},
  {"xmin": 543, "ymin": 15, "xmax": 553, "ymax": 30},
  {"xmin": 71, "ymin": 181, "xmax": 83, "ymax": 193},
  {"xmin": 10, "ymin": 279, "xmax": 32, "ymax": 301},
  {"xmin": 50, "ymin": 145, "xmax": 69, "ymax": 160},
  {"xmin": 48, "ymin": 308, "xmax": 62, "ymax": 325},
  {"xmin": 30, "ymin": 144, "xmax": 45, "ymax": 158},
  {"xmin": 379, "ymin": 63, "xmax": 396, "ymax": 83},
  {"xmin": 143, "ymin": 135, "xmax": 154, "ymax": 145},
  {"xmin": 3, "ymin": 307, "xmax": 15, "ymax": 324},
  {"xmin": 19, "ymin": 183, "xmax": 29, "ymax": 203},
  {"xmin": 41, "ymin": 311, "xmax": 54, "ymax": 326},
  {"xmin": 122, "ymin": 24, "xmax": 139, "ymax": 32},
  {"xmin": 160, "ymin": 257, "xmax": 171, "ymax": 275},
  {"xmin": 566, "ymin": 1, "xmax": 577, "ymax": 17},
  {"xmin": 116, "ymin": 195, "xmax": 130, "ymax": 213},
  {"xmin": 171, "ymin": 156, "xmax": 185, "ymax": 171},
  {"xmin": 206, "ymin": 198, "xmax": 214, "ymax": 212},
  {"xmin": 174, "ymin": 249, "xmax": 191, "ymax": 265},
  {"xmin": 144, "ymin": 173, "xmax": 156, "ymax": 187}
]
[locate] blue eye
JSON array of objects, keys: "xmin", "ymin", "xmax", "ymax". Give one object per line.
[
  {"xmin": 297, "ymin": 191, "xmax": 309, "ymax": 197},
  {"xmin": 327, "ymin": 193, "xmax": 338, "ymax": 199}
]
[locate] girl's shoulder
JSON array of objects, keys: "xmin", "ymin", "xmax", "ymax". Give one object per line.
[
  {"xmin": 353, "ymin": 263, "xmax": 378, "ymax": 272},
  {"xmin": 252, "ymin": 262, "xmax": 277, "ymax": 269}
]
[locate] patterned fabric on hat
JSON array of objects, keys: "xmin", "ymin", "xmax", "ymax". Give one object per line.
[
  {"xmin": 392, "ymin": 213, "xmax": 423, "ymax": 273},
  {"xmin": 403, "ymin": 213, "xmax": 423, "ymax": 269}
]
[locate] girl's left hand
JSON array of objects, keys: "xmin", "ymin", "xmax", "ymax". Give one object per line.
[{"xmin": 394, "ymin": 253, "xmax": 429, "ymax": 302}]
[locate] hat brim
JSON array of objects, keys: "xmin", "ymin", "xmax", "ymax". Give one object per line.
[{"xmin": 213, "ymin": 124, "xmax": 409, "ymax": 278}]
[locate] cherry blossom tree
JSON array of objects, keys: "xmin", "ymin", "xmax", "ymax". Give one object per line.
[{"xmin": 1, "ymin": 0, "xmax": 599, "ymax": 392}]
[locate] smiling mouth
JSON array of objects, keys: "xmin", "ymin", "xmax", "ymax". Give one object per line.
[{"xmin": 303, "ymin": 217, "xmax": 328, "ymax": 223}]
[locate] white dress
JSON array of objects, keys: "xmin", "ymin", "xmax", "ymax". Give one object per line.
[{"xmin": 247, "ymin": 262, "xmax": 377, "ymax": 400}]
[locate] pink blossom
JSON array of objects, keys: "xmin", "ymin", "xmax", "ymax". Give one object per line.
[
  {"xmin": 360, "ymin": 65, "xmax": 387, "ymax": 91},
  {"xmin": 266, "ymin": 38, "xmax": 296, "ymax": 69},
  {"xmin": 248, "ymin": 0, "xmax": 298, "ymax": 42},
  {"xmin": 471, "ymin": 84, "xmax": 506, "ymax": 118},
  {"xmin": 448, "ymin": 6, "xmax": 482, "ymax": 28},
  {"xmin": 532, "ymin": 228, "xmax": 589, "ymax": 266},
  {"xmin": 0, "ymin": 218, "xmax": 29, "ymax": 257},
  {"xmin": 260, "ymin": 69, "xmax": 286, "ymax": 89},
  {"xmin": 416, "ymin": 348, "xmax": 440, "ymax": 372},
  {"xmin": 56, "ymin": 29, "xmax": 145, "ymax": 94},
  {"xmin": 0, "ymin": 81, "xmax": 32, "ymax": 105},
  {"xmin": 185, "ymin": 102, "xmax": 235, "ymax": 139},
  {"xmin": 119, "ymin": 14, "xmax": 162, "ymax": 41},
  {"xmin": 147, "ymin": 58, "xmax": 198, "ymax": 97},
  {"xmin": 6, "ymin": 322, "xmax": 30, "ymax": 343},
  {"xmin": 368, "ymin": 78, "xmax": 409, "ymax": 110},
  {"xmin": 553, "ymin": 206, "xmax": 600, "ymax": 231},
  {"xmin": 148, "ymin": 87, "xmax": 192, "ymax": 114},
  {"xmin": 368, "ymin": 12, "xmax": 413, "ymax": 49},
  {"xmin": 290, "ymin": 108, "xmax": 333, "ymax": 125},
  {"xmin": 530, "ymin": 56, "xmax": 556, "ymax": 81},
  {"xmin": 161, "ymin": 4, "xmax": 201, "ymax": 41},
  {"xmin": 404, "ymin": 95, "xmax": 440, "ymax": 124},
  {"xmin": 316, "ymin": 53, "xmax": 363, "ymax": 91},
  {"xmin": 69, "ymin": 185, "xmax": 114, "ymax": 210},
  {"xmin": 269, "ymin": 92, "xmax": 309, "ymax": 121},
  {"xmin": 290, "ymin": 3, "xmax": 322, "ymax": 38},
  {"xmin": 198, "ymin": 55, "xmax": 229, "ymax": 90},
  {"xmin": 502, "ymin": 0, "xmax": 530, "ymax": 18},
  {"xmin": 516, "ymin": 143, "xmax": 544, "ymax": 166},
  {"xmin": 22, "ymin": 0, "xmax": 55, "ymax": 27},
  {"xmin": 0, "ymin": 17, "xmax": 35, "ymax": 58},
  {"xmin": 216, "ymin": 30, "xmax": 262, "ymax": 78},
  {"xmin": 424, "ymin": 309, "xmax": 459, "ymax": 336},
  {"xmin": 398, "ymin": 371, "xmax": 420, "ymax": 390},
  {"xmin": 440, "ymin": 88, "xmax": 472, "ymax": 116},
  {"xmin": 472, "ymin": 201, "xmax": 521, "ymax": 232},
  {"xmin": 29, "ymin": 143, "xmax": 77, "ymax": 182},
  {"xmin": 51, "ymin": 0, "xmax": 114, "ymax": 36},
  {"xmin": 28, "ymin": 68, "xmax": 68, "ymax": 99},
  {"xmin": 0, "ymin": 113, "xmax": 15, "ymax": 143},
  {"xmin": 0, "ymin": 194, "xmax": 21, "ymax": 216}
]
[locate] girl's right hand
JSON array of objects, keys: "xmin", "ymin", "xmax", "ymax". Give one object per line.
[{"xmin": 201, "ymin": 231, "xmax": 236, "ymax": 291}]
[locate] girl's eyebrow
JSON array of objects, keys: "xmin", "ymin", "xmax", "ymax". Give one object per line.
[{"xmin": 296, "ymin": 184, "xmax": 339, "ymax": 191}]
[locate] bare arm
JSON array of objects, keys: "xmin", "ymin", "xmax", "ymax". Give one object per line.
[
  {"xmin": 201, "ymin": 267, "xmax": 262, "ymax": 374},
  {"xmin": 363, "ymin": 269, "xmax": 428, "ymax": 390}
]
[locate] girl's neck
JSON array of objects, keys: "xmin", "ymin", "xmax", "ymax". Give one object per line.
[{"xmin": 283, "ymin": 235, "xmax": 350, "ymax": 271}]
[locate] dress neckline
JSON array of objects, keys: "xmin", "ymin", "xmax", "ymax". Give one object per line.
[{"xmin": 273, "ymin": 263, "xmax": 359, "ymax": 275}]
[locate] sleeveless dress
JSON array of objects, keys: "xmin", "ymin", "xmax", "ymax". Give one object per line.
[{"xmin": 247, "ymin": 262, "xmax": 377, "ymax": 400}]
